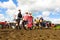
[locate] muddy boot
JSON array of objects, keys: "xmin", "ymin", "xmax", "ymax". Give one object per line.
[
  {"xmin": 8, "ymin": 26, "xmax": 9, "ymax": 29},
  {"xmin": 2, "ymin": 25, "xmax": 4, "ymax": 29},
  {"xmin": 19, "ymin": 26, "xmax": 21, "ymax": 30},
  {"xmin": 24, "ymin": 24, "xmax": 28, "ymax": 30},
  {"xmin": 40, "ymin": 26, "xmax": 42, "ymax": 30},
  {"xmin": 38, "ymin": 26, "xmax": 40, "ymax": 29},
  {"xmin": 16, "ymin": 26, "xmax": 18, "ymax": 29},
  {"xmin": 23, "ymin": 26, "xmax": 26, "ymax": 30},
  {"xmin": 30, "ymin": 27, "xmax": 32, "ymax": 30}
]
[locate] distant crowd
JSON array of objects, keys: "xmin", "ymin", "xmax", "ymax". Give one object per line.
[
  {"xmin": 14, "ymin": 9, "xmax": 55, "ymax": 30},
  {"xmin": 0, "ymin": 9, "xmax": 56, "ymax": 30}
]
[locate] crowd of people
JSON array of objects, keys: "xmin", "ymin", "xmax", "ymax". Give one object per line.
[
  {"xmin": 0, "ymin": 9, "xmax": 55, "ymax": 30},
  {"xmin": 15, "ymin": 10, "xmax": 33, "ymax": 30},
  {"xmin": 14, "ymin": 9, "xmax": 53, "ymax": 30}
]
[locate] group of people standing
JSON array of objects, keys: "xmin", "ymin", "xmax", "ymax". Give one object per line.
[
  {"xmin": 0, "ymin": 9, "xmax": 55, "ymax": 29},
  {"xmin": 15, "ymin": 10, "xmax": 33, "ymax": 30},
  {"xmin": 15, "ymin": 9, "xmax": 50, "ymax": 30}
]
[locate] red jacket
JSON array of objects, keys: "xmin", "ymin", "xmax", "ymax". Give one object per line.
[
  {"xmin": 27, "ymin": 15, "xmax": 33, "ymax": 28},
  {"xmin": 23, "ymin": 14, "xmax": 29, "ymax": 21}
]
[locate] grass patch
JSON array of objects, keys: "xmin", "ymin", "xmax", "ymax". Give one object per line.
[{"xmin": 53, "ymin": 26, "xmax": 60, "ymax": 29}]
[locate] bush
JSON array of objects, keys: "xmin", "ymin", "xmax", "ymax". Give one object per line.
[{"xmin": 0, "ymin": 25, "xmax": 2, "ymax": 28}]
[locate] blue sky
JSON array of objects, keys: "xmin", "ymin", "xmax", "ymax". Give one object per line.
[{"xmin": 0, "ymin": 0, "xmax": 60, "ymax": 24}]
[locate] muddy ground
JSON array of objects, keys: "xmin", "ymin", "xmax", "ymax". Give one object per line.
[{"xmin": 0, "ymin": 29, "xmax": 60, "ymax": 40}]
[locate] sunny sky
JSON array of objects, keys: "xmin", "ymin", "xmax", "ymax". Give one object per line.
[{"xmin": 0, "ymin": 0, "xmax": 60, "ymax": 24}]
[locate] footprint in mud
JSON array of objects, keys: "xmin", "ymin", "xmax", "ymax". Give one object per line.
[
  {"xmin": 0, "ymin": 37, "xmax": 2, "ymax": 39},
  {"xmin": 20, "ymin": 33, "xmax": 24, "ymax": 35},
  {"xmin": 28, "ymin": 36, "xmax": 31, "ymax": 38},
  {"xmin": 34, "ymin": 35, "xmax": 37, "ymax": 38},
  {"xmin": 6, "ymin": 38, "xmax": 9, "ymax": 40},
  {"xmin": 39, "ymin": 35, "xmax": 42, "ymax": 37},
  {"xmin": 53, "ymin": 35, "xmax": 56, "ymax": 36},
  {"xmin": 47, "ymin": 36, "xmax": 49, "ymax": 38},
  {"xmin": 42, "ymin": 39, "xmax": 44, "ymax": 40}
]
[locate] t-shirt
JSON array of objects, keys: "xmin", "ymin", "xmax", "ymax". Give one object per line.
[
  {"xmin": 23, "ymin": 14, "xmax": 29, "ymax": 21},
  {"xmin": 28, "ymin": 15, "xmax": 33, "ymax": 23},
  {"xmin": 27, "ymin": 15, "xmax": 33, "ymax": 28},
  {"xmin": 36, "ymin": 19, "xmax": 39, "ymax": 23},
  {"xmin": 18, "ymin": 12, "xmax": 22, "ymax": 18}
]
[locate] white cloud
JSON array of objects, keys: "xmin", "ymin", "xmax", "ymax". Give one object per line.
[
  {"xmin": 0, "ymin": 14, "xmax": 5, "ymax": 21},
  {"xmin": 50, "ymin": 19, "xmax": 60, "ymax": 24},
  {"xmin": 0, "ymin": 14, "xmax": 11, "ymax": 22},
  {"xmin": 0, "ymin": 0, "xmax": 60, "ymax": 13},
  {"xmin": 43, "ymin": 17, "xmax": 60, "ymax": 24},
  {"xmin": 6, "ymin": 9, "xmax": 18, "ymax": 16},
  {"xmin": 0, "ymin": 0, "xmax": 16, "ymax": 9},
  {"xmin": 0, "ymin": 0, "xmax": 60, "ymax": 24},
  {"xmin": 1, "ymin": 0, "xmax": 60, "ymax": 16},
  {"xmin": 42, "ymin": 11, "xmax": 50, "ymax": 17},
  {"xmin": 17, "ymin": 0, "xmax": 60, "ymax": 11},
  {"xmin": 52, "ymin": 8, "xmax": 60, "ymax": 15},
  {"xmin": 51, "ymin": 19, "xmax": 60, "ymax": 24}
]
